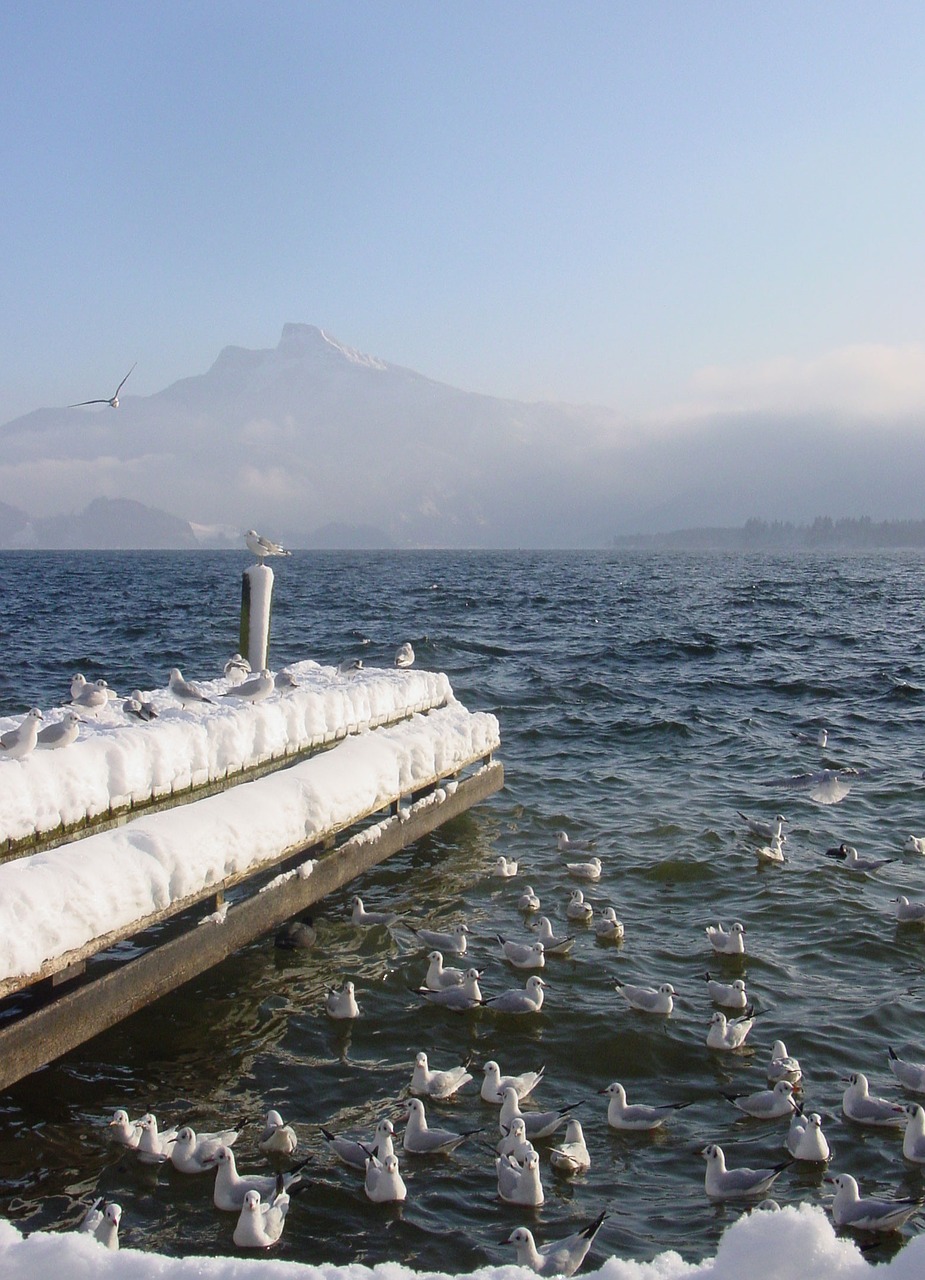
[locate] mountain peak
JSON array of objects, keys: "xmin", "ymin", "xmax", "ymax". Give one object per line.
[{"xmin": 277, "ymin": 323, "xmax": 387, "ymax": 371}]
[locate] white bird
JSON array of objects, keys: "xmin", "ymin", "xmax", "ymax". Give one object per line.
[
  {"xmin": 893, "ymin": 896, "xmax": 925, "ymax": 923},
  {"xmin": 566, "ymin": 857, "xmax": 602, "ymax": 882},
  {"xmin": 738, "ymin": 812, "xmax": 786, "ymax": 840},
  {"xmin": 486, "ymin": 974, "xmax": 547, "ymax": 1015},
  {"xmin": 555, "ymin": 831, "xmax": 596, "ymax": 853},
  {"xmin": 168, "ymin": 667, "xmax": 213, "ymax": 705},
  {"xmin": 790, "ymin": 727, "xmax": 828, "ymax": 748},
  {"xmin": 889, "ymin": 1046, "xmax": 925, "ymax": 1093},
  {"xmin": 245, "ymin": 529, "xmax": 291, "ymax": 559},
  {"xmin": 337, "ymin": 657, "xmax": 364, "ymax": 675},
  {"xmin": 123, "ymin": 690, "xmax": 157, "ymax": 721},
  {"xmin": 531, "ymin": 917, "xmax": 575, "ymax": 955},
  {"xmin": 756, "ymin": 837, "xmax": 785, "ymax": 865},
  {"xmin": 401, "ymin": 1097, "xmax": 478, "ymax": 1155},
  {"xmin": 903, "ymin": 835, "xmax": 925, "ymax": 855},
  {"xmin": 593, "ymin": 908, "xmax": 624, "ymax": 942},
  {"xmin": 825, "ymin": 842, "xmax": 895, "ymax": 873},
  {"xmin": 497, "ymin": 935, "xmax": 546, "ymax": 969},
  {"xmin": 706, "ymin": 921, "xmax": 746, "ymax": 954},
  {"xmin": 78, "ymin": 1196, "xmax": 104, "ymax": 1236},
  {"xmin": 497, "ymin": 1117, "xmax": 537, "ymax": 1162},
  {"xmin": 902, "ymin": 1103, "xmax": 925, "ymax": 1163},
  {"xmin": 599, "ymin": 1081, "xmax": 691, "ymax": 1131},
  {"xmin": 494, "ymin": 855, "xmax": 519, "ymax": 877},
  {"xmin": 786, "ymin": 1111, "xmax": 830, "ymax": 1162},
  {"xmin": 518, "ymin": 885, "xmax": 541, "ymax": 912},
  {"xmin": 410, "ymin": 1051, "xmax": 472, "ymax": 1100},
  {"xmin": 409, "ymin": 922, "xmax": 469, "ymax": 954},
  {"xmin": 482, "ymin": 1060, "xmax": 545, "ymax": 1104},
  {"xmin": 616, "ymin": 980, "xmax": 675, "ymax": 1015},
  {"xmin": 707, "ymin": 1010, "xmax": 754, "ymax": 1051},
  {"xmin": 566, "ymin": 888, "xmax": 593, "ymax": 922},
  {"xmin": 704, "ymin": 974, "xmax": 748, "ymax": 1009},
  {"xmin": 136, "ymin": 1113, "xmax": 179, "ymax": 1163},
  {"xmin": 0, "ymin": 707, "xmax": 43, "ymax": 759},
  {"xmin": 70, "ymin": 679, "xmax": 110, "ymax": 711},
  {"xmin": 321, "ymin": 1118, "xmax": 394, "ymax": 1170},
  {"xmin": 221, "ymin": 669, "xmax": 274, "ymax": 702},
  {"xmin": 69, "ymin": 362, "xmax": 136, "ymax": 408},
  {"xmin": 416, "ymin": 967, "xmax": 484, "ymax": 1011},
  {"xmin": 325, "ymin": 981, "xmax": 359, "ymax": 1020},
  {"xmin": 81, "ymin": 1200, "xmax": 121, "ymax": 1249},
  {"xmin": 258, "ymin": 1110, "xmax": 299, "ymax": 1156},
  {"xmin": 842, "ymin": 1072, "xmax": 905, "ymax": 1126},
  {"xmin": 223, "ymin": 653, "xmax": 251, "ymax": 683},
  {"xmin": 504, "ymin": 1211, "xmax": 606, "ymax": 1277},
  {"xmin": 69, "ymin": 673, "xmax": 88, "ymax": 700},
  {"xmin": 497, "ymin": 1149, "xmax": 544, "ymax": 1206},
  {"xmin": 36, "ymin": 711, "xmax": 81, "ymax": 750},
  {"xmin": 394, "ymin": 642, "xmax": 415, "ymax": 668},
  {"xmin": 233, "ymin": 1185, "xmax": 290, "ymax": 1248},
  {"xmin": 549, "ymin": 1118, "xmax": 590, "ymax": 1174},
  {"xmin": 725, "ymin": 1080, "xmax": 796, "ymax": 1119},
  {"xmin": 205, "ymin": 1144, "xmax": 306, "ymax": 1211},
  {"xmin": 499, "ymin": 1087, "xmax": 582, "ymax": 1141},
  {"xmin": 365, "ymin": 1152, "xmax": 406, "ymax": 1202},
  {"xmin": 768, "ymin": 1041, "xmax": 803, "ymax": 1086},
  {"xmin": 170, "ymin": 1118, "xmax": 248, "ymax": 1173},
  {"xmin": 351, "ymin": 895, "xmax": 398, "ymax": 926},
  {"xmin": 827, "ymin": 1172, "xmax": 922, "ymax": 1232},
  {"xmin": 275, "ymin": 667, "xmax": 298, "ymax": 689},
  {"xmin": 108, "ymin": 1108, "xmax": 144, "ymax": 1148},
  {"xmin": 702, "ymin": 1144, "xmax": 790, "ymax": 1200},
  {"xmin": 424, "ymin": 950, "xmax": 466, "ymax": 990}
]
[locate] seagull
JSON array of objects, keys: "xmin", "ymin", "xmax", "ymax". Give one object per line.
[
  {"xmin": 123, "ymin": 690, "xmax": 158, "ymax": 721},
  {"xmin": 325, "ymin": 981, "xmax": 359, "ymax": 1020},
  {"xmin": 615, "ymin": 980, "xmax": 675, "ymax": 1015},
  {"xmin": 258, "ymin": 1110, "xmax": 299, "ymax": 1156},
  {"xmin": 768, "ymin": 1041, "xmax": 802, "ymax": 1086},
  {"xmin": 790, "ymin": 727, "xmax": 828, "ymax": 748},
  {"xmin": 594, "ymin": 908, "xmax": 624, "ymax": 942},
  {"xmin": 0, "ymin": 707, "xmax": 43, "ymax": 759},
  {"xmin": 518, "ymin": 885, "xmax": 541, "ymax": 912},
  {"xmin": 756, "ymin": 837, "xmax": 786, "ymax": 865},
  {"xmin": 401, "ymin": 1097, "xmax": 479, "ymax": 1155},
  {"xmin": 81, "ymin": 1200, "xmax": 121, "ymax": 1249},
  {"xmin": 724, "ymin": 1080, "xmax": 797, "ymax": 1119},
  {"xmin": 556, "ymin": 831, "xmax": 596, "ymax": 853},
  {"xmin": 499, "ymin": 1087, "xmax": 582, "ymax": 1141},
  {"xmin": 274, "ymin": 667, "xmax": 298, "ymax": 690},
  {"xmin": 351, "ymin": 895, "xmax": 398, "ymax": 927},
  {"xmin": 221, "ymin": 669, "xmax": 274, "ymax": 702},
  {"xmin": 71, "ymin": 679, "xmax": 111, "ymax": 711},
  {"xmin": 204, "ymin": 1144, "xmax": 307, "ymax": 1211},
  {"xmin": 769, "ymin": 768, "xmax": 862, "ymax": 805},
  {"xmin": 702, "ymin": 1143, "xmax": 790, "ymax": 1200},
  {"xmin": 902, "ymin": 1103, "xmax": 925, "ymax": 1163},
  {"xmin": 394, "ymin": 642, "xmax": 415, "ymax": 668},
  {"xmin": 365, "ymin": 1152, "xmax": 406, "ymax": 1202},
  {"xmin": 494, "ymin": 855, "xmax": 519, "ymax": 877},
  {"xmin": 497, "ymin": 1117, "xmax": 537, "ymax": 1162},
  {"xmin": 706, "ymin": 921, "xmax": 746, "ymax": 955},
  {"xmin": 168, "ymin": 667, "xmax": 213, "ymax": 705},
  {"xmin": 108, "ymin": 1108, "xmax": 144, "ymax": 1148},
  {"xmin": 827, "ymin": 1173, "xmax": 922, "ymax": 1232},
  {"xmin": 486, "ymin": 974, "xmax": 547, "ymax": 1015},
  {"xmin": 337, "ymin": 657, "xmax": 364, "ymax": 675},
  {"xmin": 504, "ymin": 1211, "xmax": 607, "ymax": 1277},
  {"xmin": 497, "ymin": 935, "xmax": 546, "ymax": 969},
  {"xmin": 737, "ymin": 812, "xmax": 786, "ymax": 840},
  {"xmin": 903, "ymin": 835, "xmax": 925, "ymax": 855},
  {"xmin": 497, "ymin": 1150, "xmax": 544, "ymax": 1206},
  {"xmin": 825, "ymin": 842, "xmax": 895, "ymax": 873},
  {"xmin": 408, "ymin": 922, "xmax": 469, "ymax": 954},
  {"xmin": 842, "ymin": 1072, "xmax": 905, "ymax": 1126},
  {"xmin": 530, "ymin": 916, "xmax": 575, "ymax": 955},
  {"xmin": 136, "ymin": 1112, "xmax": 179, "ymax": 1163},
  {"xmin": 170, "ymin": 1118, "xmax": 249, "ymax": 1174},
  {"xmin": 599, "ymin": 1082, "xmax": 691, "ymax": 1131},
  {"xmin": 69, "ymin": 362, "xmax": 136, "ymax": 408},
  {"xmin": 785, "ymin": 1111, "xmax": 830, "ymax": 1162},
  {"xmin": 423, "ymin": 950, "xmax": 466, "ymax": 990},
  {"xmin": 566, "ymin": 888, "xmax": 593, "ymax": 922},
  {"xmin": 410, "ymin": 1051, "xmax": 472, "ymax": 1100},
  {"xmin": 707, "ymin": 1010, "xmax": 755, "ymax": 1051},
  {"xmin": 566, "ymin": 857, "xmax": 602, "ymax": 882},
  {"xmin": 704, "ymin": 974, "xmax": 748, "ymax": 1009},
  {"xmin": 481, "ymin": 1060, "xmax": 545, "ymax": 1104},
  {"xmin": 893, "ymin": 896, "xmax": 925, "ymax": 923},
  {"xmin": 233, "ymin": 1184, "xmax": 290, "ymax": 1248},
  {"xmin": 245, "ymin": 529, "xmax": 291, "ymax": 559},
  {"xmin": 889, "ymin": 1047, "xmax": 925, "ymax": 1093},
  {"xmin": 321, "ymin": 1118, "xmax": 394, "ymax": 1170},
  {"xmin": 223, "ymin": 653, "xmax": 251, "ymax": 684},
  {"xmin": 549, "ymin": 1118, "xmax": 590, "ymax": 1174},
  {"xmin": 36, "ymin": 711, "xmax": 81, "ymax": 750},
  {"xmin": 415, "ymin": 967, "xmax": 484, "ymax": 1011}
]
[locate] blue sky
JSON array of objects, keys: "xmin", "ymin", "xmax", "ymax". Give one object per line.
[{"xmin": 2, "ymin": 1, "xmax": 925, "ymax": 425}]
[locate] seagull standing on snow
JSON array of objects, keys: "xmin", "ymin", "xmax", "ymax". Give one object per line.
[
  {"xmin": 504, "ymin": 1211, "xmax": 606, "ymax": 1277},
  {"xmin": 36, "ymin": 711, "xmax": 81, "ymax": 750},
  {"xmin": 168, "ymin": 668, "xmax": 213, "ymax": 705},
  {"xmin": 394, "ymin": 642, "xmax": 415, "ymax": 668},
  {"xmin": 223, "ymin": 653, "xmax": 251, "ymax": 684},
  {"xmin": 123, "ymin": 690, "xmax": 158, "ymax": 721},
  {"xmin": 245, "ymin": 529, "xmax": 291, "ymax": 559},
  {"xmin": 69, "ymin": 362, "xmax": 136, "ymax": 408},
  {"xmin": 222, "ymin": 669, "xmax": 274, "ymax": 702},
  {"xmin": 0, "ymin": 708, "xmax": 43, "ymax": 760}
]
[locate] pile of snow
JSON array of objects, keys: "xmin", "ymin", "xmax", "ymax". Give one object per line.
[{"xmin": 0, "ymin": 662, "xmax": 453, "ymax": 844}]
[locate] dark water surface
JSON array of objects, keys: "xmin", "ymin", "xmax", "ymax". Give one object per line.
[{"xmin": 0, "ymin": 550, "xmax": 924, "ymax": 1267}]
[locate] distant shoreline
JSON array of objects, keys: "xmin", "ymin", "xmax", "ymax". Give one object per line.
[{"xmin": 612, "ymin": 516, "xmax": 925, "ymax": 551}]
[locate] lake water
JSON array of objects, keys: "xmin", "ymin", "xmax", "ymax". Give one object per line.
[{"xmin": 0, "ymin": 549, "xmax": 923, "ymax": 1268}]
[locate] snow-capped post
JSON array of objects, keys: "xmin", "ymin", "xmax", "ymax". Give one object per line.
[{"xmin": 240, "ymin": 563, "xmax": 274, "ymax": 671}]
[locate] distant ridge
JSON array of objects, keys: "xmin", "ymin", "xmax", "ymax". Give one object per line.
[{"xmin": 613, "ymin": 517, "xmax": 925, "ymax": 551}]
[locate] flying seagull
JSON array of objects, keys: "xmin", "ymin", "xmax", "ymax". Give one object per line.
[{"xmin": 70, "ymin": 363, "xmax": 136, "ymax": 408}]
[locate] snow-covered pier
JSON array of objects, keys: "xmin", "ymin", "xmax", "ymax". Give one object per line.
[{"xmin": 0, "ymin": 660, "xmax": 502, "ymax": 1090}]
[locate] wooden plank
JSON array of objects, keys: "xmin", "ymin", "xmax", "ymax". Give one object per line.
[{"xmin": 0, "ymin": 761, "xmax": 503, "ymax": 1092}]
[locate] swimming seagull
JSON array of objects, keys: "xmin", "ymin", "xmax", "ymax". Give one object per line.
[
  {"xmin": 136, "ymin": 1113, "xmax": 179, "ymax": 1163},
  {"xmin": 903, "ymin": 835, "xmax": 925, "ymax": 855},
  {"xmin": 497, "ymin": 1150, "xmax": 544, "ymax": 1206},
  {"xmin": 170, "ymin": 1118, "xmax": 249, "ymax": 1174},
  {"xmin": 888, "ymin": 1047, "xmax": 925, "ymax": 1093},
  {"xmin": 168, "ymin": 667, "xmax": 213, "ymax": 705},
  {"xmin": 401, "ymin": 1097, "xmax": 479, "ymax": 1155},
  {"xmin": 351, "ymin": 895, "xmax": 398, "ymax": 927},
  {"xmin": 566, "ymin": 888, "xmax": 593, "ymax": 922},
  {"xmin": 566, "ymin": 857, "xmax": 602, "ymax": 881},
  {"xmin": 0, "ymin": 708, "xmax": 43, "ymax": 760},
  {"xmin": 36, "ymin": 711, "xmax": 81, "ymax": 750},
  {"xmin": 321, "ymin": 1118, "xmax": 394, "ymax": 1170},
  {"xmin": 325, "ymin": 981, "xmax": 359, "ymax": 1020},
  {"xmin": 408, "ymin": 922, "xmax": 469, "ymax": 954},
  {"xmin": 496, "ymin": 1117, "xmax": 536, "ymax": 1162},
  {"xmin": 841, "ymin": 1072, "xmax": 905, "ymax": 1126},
  {"xmin": 423, "ymin": 950, "xmax": 466, "ymax": 990},
  {"xmin": 902, "ymin": 1103, "xmax": 925, "ymax": 1163},
  {"xmin": 893, "ymin": 896, "xmax": 925, "ymax": 923},
  {"xmin": 615, "ymin": 980, "xmax": 675, "ymax": 1015},
  {"xmin": 410, "ymin": 1051, "xmax": 472, "ymax": 1100},
  {"xmin": 702, "ymin": 1144, "xmax": 790, "ymax": 1200},
  {"xmin": 549, "ymin": 1118, "xmax": 591, "ymax": 1174},
  {"xmin": 499, "ymin": 1087, "xmax": 582, "ymax": 1141},
  {"xmin": 827, "ymin": 1173, "xmax": 923, "ymax": 1232},
  {"xmin": 415, "ymin": 967, "xmax": 484, "ymax": 1011},
  {"xmin": 768, "ymin": 1041, "xmax": 802, "ymax": 1086},
  {"xmin": 790, "ymin": 727, "xmax": 828, "ymax": 748},
  {"xmin": 594, "ymin": 908, "xmax": 624, "ymax": 942},
  {"xmin": 824, "ymin": 843, "xmax": 895, "ymax": 873},
  {"xmin": 204, "ymin": 1145, "xmax": 308, "ymax": 1211},
  {"xmin": 258, "ymin": 1110, "xmax": 299, "ymax": 1156},
  {"xmin": 69, "ymin": 362, "xmax": 136, "ymax": 408},
  {"xmin": 756, "ymin": 837, "xmax": 785, "ymax": 865},
  {"xmin": 233, "ymin": 1185, "xmax": 290, "ymax": 1248},
  {"xmin": 497, "ymin": 935, "xmax": 546, "ymax": 969},
  {"xmin": 599, "ymin": 1082, "xmax": 691, "ymax": 1131},
  {"xmin": 531, "ymin": 916, "xmax": 576, "ymax": 955},
  {"xmin": 365, "ymin": 1152, "xmax": 406, "ymax": 1202},
  {"xmin": 785, "ymin": 1111, "xmax": 830, "ymax": 1162},
  {"xmin": 518, "ymin": 885, "xmax": 541, "ymax": 912},
  {"xmin": 394, "ymin": 642, "xmax": 415, "ymax": 668},
  {"xmin": 79, "ymin": 1199, "xmax": 121, "ymax": 1249},
  {"xmin": 707, "ymin": 1010, "xmax": 755, "ymax": 1051},
  {"xmin": 494, "ymin": 856, "xmax": 519, "ymax": 878},
  {"xmin": 737, "ymin": 812, "xmax": 786, "ymax": 840},
  {"xmin": 486, "ymin": 974, "xmax": 546, "ymax": 1015},
  {"xmin": 556, "ymin": 830, "xmax": 596, "ymax": 853},
  {"xmin": 706, "ymin": 921, "xmax": 746, "ymax": 954},
  {"xmin": 724, "ymin": 1080, "xmax": 797, "ymax": 1119},
  {"xmin": 245, "ymin": 529, "xmax": 291, "ymax": 559},
  {"xmin": 108, "ymin": 1108, "xmax": 144, "ymax": 1148},
  {"xmin": 503, "ymin": 1211, "xmax": 607, "ymax": 1277},
  {"xmin": 704, "ymin": 974, "xmax": 748, "ymax": 1009},
  {"xmin": 481, "ymin": 1060, "xmax": 545, "ymax": 1104}
]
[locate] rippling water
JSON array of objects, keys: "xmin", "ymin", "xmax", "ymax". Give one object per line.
[{"xmin": 1, "ymin": 549, "xmax": 924, "ymax": 1267}]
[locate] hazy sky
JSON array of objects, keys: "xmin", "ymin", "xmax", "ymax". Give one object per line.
[{"xmin": 3, "ymin": 1, "xmax": 925, "ymax": 427}]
